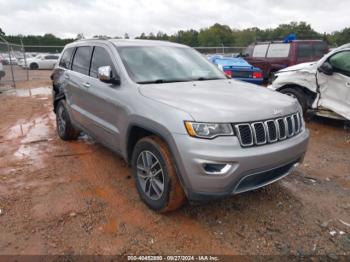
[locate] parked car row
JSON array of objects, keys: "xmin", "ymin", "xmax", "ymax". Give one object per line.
[
  {"xmin": 0, "ymin": 52, "xmax": 60, "ymax": 70},
  {"xmin": 0, "ymin": 53, "xmax": 18, "ymax": 65}
]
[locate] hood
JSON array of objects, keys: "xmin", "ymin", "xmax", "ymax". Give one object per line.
[
  {"xmin": 139, "ymin": 79, "xmax": 299, "ymax": 122},
  {"xmin": 278, "ymin": 62, "xmax": 316, "ymax": 73}
]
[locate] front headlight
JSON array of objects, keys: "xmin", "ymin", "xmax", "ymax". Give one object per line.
[{"xmin": 184, "ymin": 121, "xmax": 234, "ymax": 139}]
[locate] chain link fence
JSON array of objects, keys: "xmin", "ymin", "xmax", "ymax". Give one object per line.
[
  {"xmin": 194, "ymin": 46, "xmax": 246, "ymax": 56},
  {"xmin": 0, "ymin": 41, "xmax": 63, "ymax": 89},
  {"xmin": 0, "ymin": 41, "xmax": 247, "ymax": 89}
]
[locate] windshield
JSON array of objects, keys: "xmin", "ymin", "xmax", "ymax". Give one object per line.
[{"xmin": 117, "ymin": 46, "xmax": 226, "ymax": 84}]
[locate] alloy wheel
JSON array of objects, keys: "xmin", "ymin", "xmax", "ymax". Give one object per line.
[{"xmin": 136, "ymin": 150, "xmax": 165, "ymax": 200}]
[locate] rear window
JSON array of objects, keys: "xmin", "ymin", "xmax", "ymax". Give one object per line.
[
  {"xmin": 72, "ymin": 46, "xmax": 92, "ymax": 75},
  {"xmin": 266, "ymin": 43, "xmax": 290, "ymax": 58},
  {"xmin": 59, "ymin": 48, "xmax": 74, "ymax": 69},
  {"xmin": 252, "ymin": 44, "xmax": 269, "ymax": 58}
]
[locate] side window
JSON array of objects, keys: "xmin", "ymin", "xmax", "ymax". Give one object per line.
[
  {"xmin": 90, "ymin": 46, "xmax": 115, "ymax": 78},
  {"xmin": 72, "ymin": 46, "xmax": 92, "ymax": 75},
  {"xmin": 59, "ymin": 48, "xmax": 74, "ymax": 69},
  {"xmin": 314, "ymin": 43, "xmax": 328, "ymax": 57},
  {"xmin": 266, "ymin": 43, "xmax": 290, "ymax": 58},
  {"xmin": 252, "ymin": 44, "xmax": 269, "ymax": 58},
  {"xmin": 329, "ymin": 51, "xmax": 350, "ymax": 77},
  {"xmin": 297, "ymin": 43, "xmax": 313, "ymax": 59}
]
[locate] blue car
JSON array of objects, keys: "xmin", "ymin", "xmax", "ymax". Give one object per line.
[{"xmin": 208, "ymin": 55, "xmax": 263, "ymax": 85}]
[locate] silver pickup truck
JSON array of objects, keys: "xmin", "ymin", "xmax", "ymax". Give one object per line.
[{"xmin": 51, "ymin": 39, "xmax": 309, "ymax": 212}]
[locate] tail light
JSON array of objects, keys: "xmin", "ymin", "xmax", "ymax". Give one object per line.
[
  {"xmin": 224, "ymin": 70, "xmax": 232, "ymax": 78},
  {"xmin": 252, "ymin": 71, "xmax": 262, "ymax": 79}
]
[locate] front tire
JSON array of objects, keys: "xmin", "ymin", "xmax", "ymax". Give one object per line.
[
  {"xmin": 131, "ymin": 136, "xmax": 186, "ymax": 212},
  {"xmin": 56, "ymin": 100, "xmax": 80, "ymax": 140},
  {"xmin": 280, "ymin": 88, "xmax": 307, "ymax": 115}
]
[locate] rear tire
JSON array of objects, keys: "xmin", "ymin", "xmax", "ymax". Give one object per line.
[
  {"xmin": 131, "ymin": 136, "xmax": 186, "ymax": 213},
  {"xmin": 280, "ymin": 88, "xmax": 307, "ymax": 115},
  {"xmin": 55, "ymin": 100, "xmax": 80, "ymax": 140},
  {"xmin": 30, "ymin": 63, "xmax": 39, "ymax": 70}
]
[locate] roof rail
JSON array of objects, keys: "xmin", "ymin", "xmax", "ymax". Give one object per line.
[{"xmin": 75, "ymin": 36, "xmax": 111, "ymax": 42}]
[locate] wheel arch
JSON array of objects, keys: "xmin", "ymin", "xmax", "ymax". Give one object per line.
[
  {"xmin": 53, "ymin": 89, "xmax": 66, "ymax": 113},
  {"xmin": 277, "ymin": 84, "xmax": 317, "ymax": 108},
  {"xmin": 30, "ymin": 62, "xmax": 39, "ymax": 69},
  {"xmin": 125, "ymin": 122, "xmax": 189, "ymax": 195},
  {"xmin": 126, "ymin": 123, "xmax": 172, "ymax": 164}
]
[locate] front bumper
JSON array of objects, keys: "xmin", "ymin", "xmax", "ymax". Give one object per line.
[{"xmin": 172, "ymin": 129, "xmax": 309, "ymax": 200}]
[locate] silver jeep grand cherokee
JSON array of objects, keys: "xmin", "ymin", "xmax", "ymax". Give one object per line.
[{"xmin": 51, "ymin": 39, "xmax": 309, "ymax": 212}]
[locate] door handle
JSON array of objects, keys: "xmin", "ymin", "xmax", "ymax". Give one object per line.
[
  {"xmin": 82, "ymin": 82, "xmax": 90, "ymax": 88},
  {"xmin": 64, "ymin": 75, "xmax": 70, "ymax": 79},
  {"xmin": 346, "ymin": 82, "xmax": 350, "ymax": 87}
]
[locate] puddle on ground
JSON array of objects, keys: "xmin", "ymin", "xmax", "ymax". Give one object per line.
[
  {"xmin": 2, "ymin": 113, "xmax": 56, "ymax": 172},
  {"xmin": 5, "ymin": 113, "xmax": 55, "ymax": 141},
  {"xmin": 2, "ymin": 87, "xmax": 52, "ymax": 97}
]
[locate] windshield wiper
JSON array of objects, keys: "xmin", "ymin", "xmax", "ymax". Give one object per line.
[
  {"xmin": 196, "ymin": 77, "xmax": 223, "ymax": 81},
  {"xmin": 137, "ymin": 79, "xmax": 190, "ymax": 84}
]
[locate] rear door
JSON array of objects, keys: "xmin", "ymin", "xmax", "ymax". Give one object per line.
[
  {"xmin": 65, "ymin": 46, "xmax": 94, "ymax": 129},
  {"xmin": 318, "ymin": 50, "xmax": 350, "ymax": 119},
  {"xmin": 83, "ymin": 45, "xmax": 122, "ymax": 149}
]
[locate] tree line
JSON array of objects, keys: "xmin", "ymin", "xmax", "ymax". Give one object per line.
[{"xmin": 1, "ymin": 21, "xmax": 349, "ymax": 48}]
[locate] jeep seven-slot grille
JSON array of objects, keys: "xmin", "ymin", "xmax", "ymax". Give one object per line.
[{"xmin": 235, "ymin": 113, "xmax": 302, "ymax": 147}]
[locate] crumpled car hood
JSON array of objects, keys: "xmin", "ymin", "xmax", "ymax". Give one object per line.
[{"xmin": 139, "ymin": 79, "xmax": 299, "ymax": 123}]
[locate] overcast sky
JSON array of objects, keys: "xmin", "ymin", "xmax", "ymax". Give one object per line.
[{"xmin": 0, "ymin": 0, "xmax": 348, "ymax": 38}]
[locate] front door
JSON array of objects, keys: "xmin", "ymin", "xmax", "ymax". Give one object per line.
[
  {"xmin": 317, "ymin": 50, "xmax": 350, "ymax": 119},
  {"xmin": 83, "ymin": 45, "xmax": 122, "ymax": 150}
]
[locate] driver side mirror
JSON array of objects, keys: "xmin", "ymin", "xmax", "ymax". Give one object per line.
[
  {"xmin": 98, "ymin": 66, "xmax": 120, "ymax": 85},
  {"xmin": 318, "ymin": 62, "xmax": 333, "ymax": 76}
]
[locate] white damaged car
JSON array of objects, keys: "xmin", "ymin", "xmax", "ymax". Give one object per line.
[{"xmin": 269, "ymin": 43, "xmax": 350, "ymax": 121}]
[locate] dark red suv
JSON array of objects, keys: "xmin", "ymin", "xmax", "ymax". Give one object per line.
[{"xmin": 243, "ymin": 40, "xmax": 329, "ymax": 82}]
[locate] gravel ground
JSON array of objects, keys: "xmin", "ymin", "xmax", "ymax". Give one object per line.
[{"xmin": 0, "ymin": 76, "xmax": 349, "ymax": 256}]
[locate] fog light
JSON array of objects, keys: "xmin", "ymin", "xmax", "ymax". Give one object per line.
[{"xmin": 203, "ymin": 163, "xmax": 231, "ymax": 175}]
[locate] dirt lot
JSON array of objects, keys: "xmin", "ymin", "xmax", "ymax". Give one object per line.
[{"xmin": 0, "ymin": 75, "xmax": 349, "ymax": 257}]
